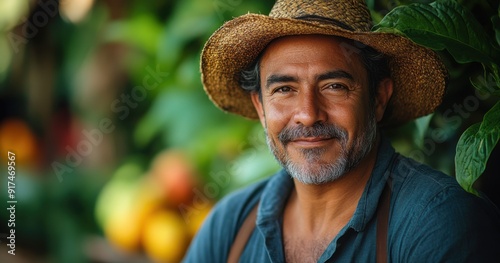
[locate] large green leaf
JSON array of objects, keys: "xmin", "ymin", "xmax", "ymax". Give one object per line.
[
  {"xmin": 374, "ymin": 0, "xmax": 499, "ymax": 64},
  {"xmin": 455, "ymin": 101, "xmax": 500, "ymax": 195}
]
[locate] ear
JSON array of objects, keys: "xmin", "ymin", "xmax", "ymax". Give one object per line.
[
  {"xmin": 250, "ymin": 92, "xmax": 266, "ymax": 127},
  {"xmin": 375, "ymin": 78, "xmax": 394, "ymax": 122}
]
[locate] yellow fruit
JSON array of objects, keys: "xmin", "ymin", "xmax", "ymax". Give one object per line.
[
  {"xmin": 104, "ymin": 198, "xmax": 142, "ymax": 252},
  {"xmin": 95, "ymin": 162, "xmax": 143, "ymax": 229},
  {"xmin": 142, "ymin": 210, "xmax": 189, "ymax": 263},
  {"xmin": 186, "ymin": 202, "xmax": 213, "ymax": 238},
  {"xmin": 100, "ymin": 175, "xmax": 163, "ymax": 252}
]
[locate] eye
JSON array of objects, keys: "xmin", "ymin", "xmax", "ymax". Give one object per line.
[
  {"xmin": 273, "ymin": 86, "xmax": 293, "ymax": 93},
  {"xmin": 322, "ymin": 83, "xmax": 350, "ymax": 101},
  {"xmin": 325, "ymin": 83, "xmax": 348, "ymax": 91}
]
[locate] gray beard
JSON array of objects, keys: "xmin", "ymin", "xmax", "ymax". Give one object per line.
[{"xmin": 265, "ymin": 114, "xmax": 377, "ymax": 185}]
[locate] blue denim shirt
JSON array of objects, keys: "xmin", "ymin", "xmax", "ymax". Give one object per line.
[{"xmin": 183, "ymin": 137, "xmax": 500, "ymax": 262}]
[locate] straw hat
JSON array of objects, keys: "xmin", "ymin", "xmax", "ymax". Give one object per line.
[{"xmin": 201, "ymin": 0, "xmax": 448, "ymax": 126}]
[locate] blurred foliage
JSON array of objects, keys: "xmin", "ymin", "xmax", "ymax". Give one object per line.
[{"xmin": 0, "ymin": 0, "xmax": 498, "ymax": 262}]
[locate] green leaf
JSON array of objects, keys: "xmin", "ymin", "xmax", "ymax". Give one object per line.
[
  {"xmin": 493, "ymin": 15, "xmax": 500, "ymax": 47},
  {"xmin": 455, "ymin": 101, "xmax": 500, "ymax": 195},
  {"xmin": 158, "ymin": 0, "xmax": 219, "ymax": 69},
  {"xmin": 374, "ymin": 0, "xmax": 499, "ymax": 64},
  {"xmin": 414, "ymin": 114, "xmax": 433, "ymax": 147},
  {"xmin": 133, "ymin": 89, "xmax": 218, "ymax": 148},
  {"xmin": 103, "ymin": 14, "xmax": 162, "ymax": 55},
  {"xmin": 471, "ymin": 66, "xmax": 500, "ymax": 97}
]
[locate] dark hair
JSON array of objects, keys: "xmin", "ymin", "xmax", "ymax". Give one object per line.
[
  {"xmin": 239, "ymin": 54, "xmax": 262, "ymax": 97},
  {"xmin": 238, "ymin": 38, "xmax": 390, "ymax": 105}
]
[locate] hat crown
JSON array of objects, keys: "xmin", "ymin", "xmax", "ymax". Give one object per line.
[{"xmin": 269, "ymin": 0, "xmax": 372, "ymax": 32}]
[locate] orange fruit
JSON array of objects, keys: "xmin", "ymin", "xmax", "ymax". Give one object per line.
[
  {"xmin": 0, "ymin": 118, "xmax": 39, "ymax": 167},
  {"xmin": 150, "ymin": 150, "xmax": 197, "ymax": 206}
]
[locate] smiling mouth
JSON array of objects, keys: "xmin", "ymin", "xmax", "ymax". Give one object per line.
[{"xmin": 290, "ymin": 137, "xmax": 334, "ymax": 147}]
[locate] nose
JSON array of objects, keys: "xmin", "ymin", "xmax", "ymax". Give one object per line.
[{"xmin": 292, "ymin": 89, "xmax": 327, "ymax": 127}]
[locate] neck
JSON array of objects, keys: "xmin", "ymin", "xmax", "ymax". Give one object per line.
[{"xmin": 284, "ymin": 137, "xmax": 380, "ymax": 236}]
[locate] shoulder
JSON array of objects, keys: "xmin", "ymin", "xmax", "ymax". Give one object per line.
[
  {"xmin": 391, "ymin": 154, "xmax": 500, "ymax": 224},
  {"xmin": 391, "ymin": 154, "xmax": 498, "ymax": 215},
  {"xmin": 389, "ymin": 154, "xmax": 500, "ymax": 262},
  {"xmin": 215, "ymin": 178, "xmax": 269, "ymax": 219},
  {"xmin": 391, "ymin": 155, "xmax": 467, "ymax": 203},
  {"xmin": 182, "ymin": 176, "xmax": 270, "ymax": 262}
]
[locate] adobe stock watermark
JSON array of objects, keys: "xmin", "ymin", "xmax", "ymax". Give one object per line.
[
  {"xmin": 407, "ymin": 73, "xmax": 499, "ymax": 164},
  {"xmin": 51, "ymin": 65, "xmax": 169, "ymax": 182},
  {"xmin": 7, "ymin": 0, "xmax": 59, "ymax": 53}
]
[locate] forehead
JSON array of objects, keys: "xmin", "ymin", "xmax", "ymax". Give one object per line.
[{"xmin": 259, "ymin": 34, "xmax": 365, "ymax": 75}]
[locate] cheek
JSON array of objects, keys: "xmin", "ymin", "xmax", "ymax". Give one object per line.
[
  {"xmin": 327, "ymin": 101, "xmax": 367, "ymax": 141},
  {"xmin": 262, "ymin": 101, "xmax": 290, "ymax": 134}
]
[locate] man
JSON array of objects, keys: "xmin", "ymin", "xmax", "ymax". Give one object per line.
[{"xmin": 184, "ymin": 0, "xmax": 500, "ymax": 262}]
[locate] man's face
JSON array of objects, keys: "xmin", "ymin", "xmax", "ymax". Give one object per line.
[{"xmin": 251, "ymin": 35, "xmax": 381, "ymax": 184}]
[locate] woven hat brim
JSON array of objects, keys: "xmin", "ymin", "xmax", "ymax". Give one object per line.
[{"xmin": 201, "ymin": 14, "xmax": 448, "ymax": 126}]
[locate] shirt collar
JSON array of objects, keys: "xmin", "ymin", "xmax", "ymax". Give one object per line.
[
  {"xmin": 257, "ymin": 169, "xmax": 293, "ymax": 224},
  {"xmin": 348, "ymin": 135, "xmax": 396, "ymax": 231}
]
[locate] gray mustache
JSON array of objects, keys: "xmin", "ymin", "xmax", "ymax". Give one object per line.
[{"xmin": 278, "ymin": 122, "xmax": 348, "ymax": 145}]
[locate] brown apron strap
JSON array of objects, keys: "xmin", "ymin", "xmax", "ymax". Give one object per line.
[
  {"xmin": 227, "ymin": 203, "xmax": 259, "ymax": 263},
  {"xmin": 376, "ymin": 180, "xmax": 392, "ymax": 263}
]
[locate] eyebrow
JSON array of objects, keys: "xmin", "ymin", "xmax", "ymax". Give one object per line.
[
  {"xmin": 265, "ymin": 70, "xmax": 354, "ymax": 89},
  {"xmin": 317, "ymin": 70, "xmax": 354, "ymax": 82},
  {"xmin": 265, "ymin": 75, "xmax": 297, "ymax": 89}
]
